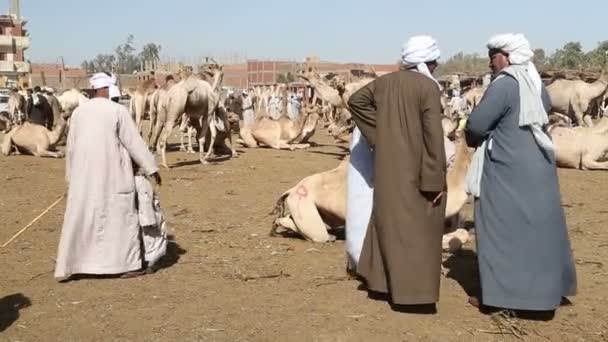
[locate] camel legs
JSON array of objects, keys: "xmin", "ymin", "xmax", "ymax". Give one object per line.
[
  {"xmin": 1, "ymin": 130, "xmax": 13, "ymax": 155},
  {"xmin": 201, "ymin": 116, "xmax": 218, "ymax": 164},
  {"xmin": 158, "ymin": 120, "xmax": 176, "ymax": 169},
  {"xmin": 136, "ymin": 94, "xmax": 148, "ymax": 135},
  {"xmin": 442, "ymin": 229, "xmax": 470, "ymax": 253},
  {"xmin": 581, "ymin": 158, "xmax": 608, "ymax": 170},
  {"xmin": 147, "ymin": 103, "xmax": 157, "ymax": 144},
  {"xmin": 34, "ymin": 149, "xmax": 65, "ymax": 158},
  {"xmin": 574, "ymin": 110, "xmax": 593, "ymax": 128},
  {"xmin": 149, "ymin": 115, "xmax": 166, "ymax": 153},
  {"xmin": 583, "ymin": 115, "xmax": 594, "ymax": 128},
  {"xmin": 237, "ymin": 121, "xmax": 258, "ymax": 148},
  {"xmin": 283, "ymin": 188, "xmax": 332, "ymax": 243}
]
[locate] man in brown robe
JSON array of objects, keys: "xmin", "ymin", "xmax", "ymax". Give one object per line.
[{"xmin": 347, "ymin": 35, "xmax": 447, "ymax": 309}]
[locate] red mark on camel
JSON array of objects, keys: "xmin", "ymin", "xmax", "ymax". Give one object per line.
[
  {"xmin": 296, "ymin": 185, "xmax": 308, "ymax": 198},
  {"xmin": 294, "ymin": 185, "xmax": 308, "ymax": 220}
]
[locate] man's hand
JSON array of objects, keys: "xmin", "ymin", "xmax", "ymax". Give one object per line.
[
  {"xmin": 421, "ymin": 191, "xmax": 445, "ymax": 207},
  {"xmin": 151, "ymin": 172, "xmax": 162, "ymax": 186}
]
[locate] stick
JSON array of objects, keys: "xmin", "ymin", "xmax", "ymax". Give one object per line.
[{"xmin": 2, "ymin": 195, "xmax": 65, "ymax": 248}]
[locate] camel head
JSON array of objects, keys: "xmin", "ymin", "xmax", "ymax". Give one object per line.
[
  {"xmin": 298, "ymin": 67, "xmax": 320, "ymax": 83},
  {"xmin": 328, "ymin": 108, "xmax": 354, "ymax": 139}
]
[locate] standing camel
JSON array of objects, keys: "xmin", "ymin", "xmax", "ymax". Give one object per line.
[
  {"xmin": 129, "ymin": 79, "xmax": 157, "ymax": 135},
  {"xmin": 150, "ymin": 64, "xmax": 236, "ymax": 168},
  {"xmin": 547, "ymin": 69, "xmax": 608, "ymax": 127}
]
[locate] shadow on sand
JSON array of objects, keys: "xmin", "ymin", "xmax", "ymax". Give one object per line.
[{"xmin": 0, "ymin": 293, "xmax": 32, "ymax": 332}]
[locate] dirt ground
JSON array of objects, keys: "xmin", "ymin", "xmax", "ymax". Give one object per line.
[{"xmin": 1, "ymin": 128, "xmax": 607, "ymax": 342}]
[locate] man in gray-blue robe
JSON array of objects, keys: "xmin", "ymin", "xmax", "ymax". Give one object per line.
[{"xmin": 464, "ymin": 33, "xmax": 576, "ymax": 312}]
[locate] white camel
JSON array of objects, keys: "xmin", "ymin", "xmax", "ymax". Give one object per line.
[
  {"xmin": 150, "ymin": 65, "xmax": 236, "ymax": 168},
  {"xmin": 549, "ymin": 117, "xmax": 608, "ymax": 170}
]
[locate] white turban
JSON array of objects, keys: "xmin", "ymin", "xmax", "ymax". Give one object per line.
[
  {"xmin": 109, "ymin": 85, "xmax": 121, "ymax": 99},
  {"xmin": 89, "ymin": 72, "xmax": 115, "ymax": 89},
  {"xmin": 487, "ymin": 33, "xmax": 541, "ymax": 90},
  {"xmin": 487, "ymin": 33, "xmax": 533, "ymax": 65},
  {"xmin": 401, "ymin": 35, "xmax": 441, "ymax": 89}
]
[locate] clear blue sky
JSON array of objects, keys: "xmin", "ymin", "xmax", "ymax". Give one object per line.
[{"xmin": 11, "ymin": 0, "xmax": 608, "ymax": 67}]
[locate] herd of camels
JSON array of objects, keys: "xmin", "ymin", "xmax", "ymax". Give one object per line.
[{"xmin": 1, "ymin": 62, "xmax": 608, "ymax": 250}]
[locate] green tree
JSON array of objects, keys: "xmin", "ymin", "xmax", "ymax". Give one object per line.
[
  {"xmin": 436, "ymin": 52, "xmax": 489, "ymax": 76},
  {"xmin": 549, "ymin": 41, "xmax": 586, "ymax": 69},
  {"xmin": 80, "ymin": 60, "xmax": 94, "ymax": 73},
  {"xmin": 115, "ymin": 34, "xmax": 140, "ymax": 73},
  {"xmin": 140, "ymin": 43, "xmax": 162, "ymax": 64},
  {"xmin": 87, "ymin": 54, "xmax": 116, "ymax": 72},
  {"xmin": 585, "ymin": 41, "xmax": 608, "ymax": 68},
  {"xmin": 532, "ymin": 48, "xmax": 547, "ymax": 69}
]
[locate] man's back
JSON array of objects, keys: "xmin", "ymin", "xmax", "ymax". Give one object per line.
[
  {"xmin": 67, "ymin": 98, "xmax": 156, "ymax": 195},
  {"xmin": 368, "ymin": 70, "xmax": 444, "ymax": 177}
]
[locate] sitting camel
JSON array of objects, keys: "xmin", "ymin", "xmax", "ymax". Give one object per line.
[
  {"xmin": 549, "ymin": 117, "xmax": 608, "ymax": 170},
  {"xmin": 547, "ymin": 69, "xmax": 608, "ymax": 127},
  {"xmin": 271, "ymin": 131, "xmax": 472, "ymax": 251},
  {"xmin": 238, "ymin": 105, "xmax": 320, "ymax": 150},
  {"xmin": 1, "ymin": 115, "xmax": 68, "ymax": 158},
  {"xmin": 0, "ymin": 112, "xmax": 11, "ymax": 133}
]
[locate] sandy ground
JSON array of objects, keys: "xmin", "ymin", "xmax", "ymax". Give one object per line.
[{"xmin": 0, "ymin": 128, "xmax": 607, "ymax": 342}]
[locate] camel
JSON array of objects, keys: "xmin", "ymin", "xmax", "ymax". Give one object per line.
[
  {"xmin": 8, "ymin": 90, "xmax": 26, "ymax": 123},
  {"xmin": 0, "ymin": 112, "xmax": 10, "ymax": 133},
  {"xmin": 547, "ymin": 69, "xmax": 608, "ymax": 127},
  {"xmin": 129, "ymin": 79, "xmax": 157, "ymax": 134},
  {"xmin": 1, "ymin": 115, "xmax": 68, "ymax": 158},
  {"xmin": 299, "ymin": 69, "xmax": 343, "ymax": 108},
  {"xmin": 548, "ymin": 117, "xmax": 608, "ymax": 170},
  {"xmin": 327, "ymin": 107, "xmax": 354, "ymax": 143},
  {"xmin": 238, "ymin": 104, "xmax": 321, "ymax": 150},
  {"xmin": 464, "ymin": 86, "xmax": 486, "ymax": 112},
  {"xmin": 175, "ymin": 106, "xmax": 236, "ymax": 156},
  {"xmin": 42, "ymin": 92, "xmax": 63, "ymax": 129},
  {"xmin": 56, "ymin": 89, "xmax": 89, "ymax": 119},
  {"xmin": 150, "ymin": 64, "xmax": 236, "ymax": 168},
  {"xmin": 271, "ymin": 130, "xmax": 472, "ymax": 252}
]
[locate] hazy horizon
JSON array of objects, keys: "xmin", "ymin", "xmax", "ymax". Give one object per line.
[{"xmin": 9, "ymin": 0, "xmax": 608, "ymax": 67}]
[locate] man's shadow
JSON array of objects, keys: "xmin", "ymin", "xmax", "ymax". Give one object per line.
[
  {"xmin": 443, "ymin": 249, "xmax": 481, "ymax": 298},
  {"xmin": 61, "ymin": 240, "xmax": 186, "ymax": 282},
  {"xmin": 154, "ymin": 239, "xmax": 186, "ymax": 272},
  {"xmin": 0, "ymin": 293, "xmax": 32, "ymax": 332},
  {"xmin": 443, "ymin": 250, "xmax": 559, "ymax": 321}
]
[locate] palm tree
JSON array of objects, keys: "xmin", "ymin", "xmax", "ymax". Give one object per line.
[{"xmin": 140, "ymin": 43, "xmax": 162, "ymax": 70}]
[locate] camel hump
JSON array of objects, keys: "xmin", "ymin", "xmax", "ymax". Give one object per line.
[{"xmin": 181, "ymin": 77, "xmax": 200, "ymax": 94}]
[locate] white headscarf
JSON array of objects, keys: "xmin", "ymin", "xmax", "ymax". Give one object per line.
[
  {"xmin": 89, "ymin": 73, "xmax": 115, "ymax": 89},
  {"xmin": 109, "ymin": 85, "xmax": 121, "ymax": 99},
  {"xmin": 486, "ymin": 33, "xmax": 541, "ymax": 91},
  {"xmin": 401, "ymin": 35, "xmax": 441, "ymax": 89}
]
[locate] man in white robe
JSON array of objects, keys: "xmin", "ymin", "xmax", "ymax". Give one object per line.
[
  {"xmin": 287, "ymin": 94, "xmax": 301, "ymax": 121},
  {"xmin": 55, "ymin": 73, "xmax": 161, "ymax": 281},
  {"xmin": 241, "ymin": 91, "xmax": 255, "ymax": 127}
]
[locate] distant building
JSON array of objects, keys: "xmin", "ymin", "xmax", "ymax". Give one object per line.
[{"xmin": 0, "ymin": 0, "xmax": 30, "ymax": 88}]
